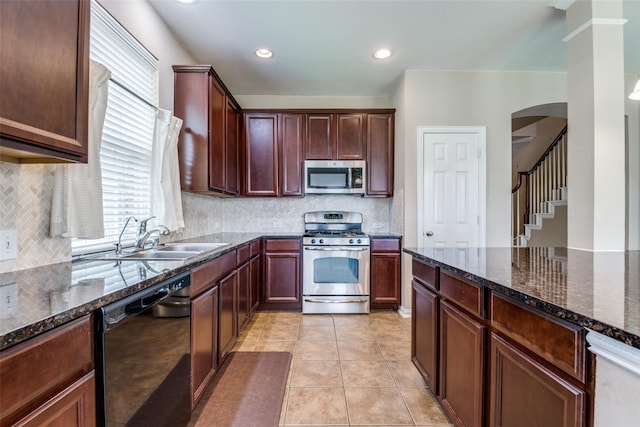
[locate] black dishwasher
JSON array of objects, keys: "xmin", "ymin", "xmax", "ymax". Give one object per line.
[{"xmin": 95, "ymin": 271, "xmax": 191, "ymax": 427}]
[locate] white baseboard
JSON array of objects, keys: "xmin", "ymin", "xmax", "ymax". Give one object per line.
[{"xmin": 397, "ymin": 305, "xmax": 412, "ymax": 318}]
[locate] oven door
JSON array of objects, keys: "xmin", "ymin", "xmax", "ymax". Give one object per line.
[{"xmin": 303, "ymin": 245, "xmax": 370, "ymax": 296}]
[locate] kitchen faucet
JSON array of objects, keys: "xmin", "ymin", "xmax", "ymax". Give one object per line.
[
  {"xmin": 134, "ymin": 216, "xmax": 170, "ymax": 250},
  {"xmin": 114, "ymin": 216, "xmax": 138, "ymax": 255}
]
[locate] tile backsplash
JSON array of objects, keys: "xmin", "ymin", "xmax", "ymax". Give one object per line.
[
  {"xmin": 1, "ymin": 161, "xmax": 400, "ymax": 273},
  {"xmin": 0, "ymin": 162, "xmax": 71, "ymax": 273}
]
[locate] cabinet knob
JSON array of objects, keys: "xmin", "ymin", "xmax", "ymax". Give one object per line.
[{"xmin": 425, "ymin": 231, "xmax": 434, "ymax": 237}]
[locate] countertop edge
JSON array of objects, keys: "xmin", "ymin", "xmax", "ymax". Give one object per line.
[{"xmin": 404, "ymin": 248, "xmax": 640, "ymax": 350}]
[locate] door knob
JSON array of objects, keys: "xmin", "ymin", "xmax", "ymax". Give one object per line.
[{"xmin": 425, "ymin": 231, "xmax": 434, "ymax": 236}]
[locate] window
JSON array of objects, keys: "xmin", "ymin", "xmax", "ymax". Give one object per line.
[{"xmin": 72, "ymin": 1, "xmax": 159, "ymax": 255}]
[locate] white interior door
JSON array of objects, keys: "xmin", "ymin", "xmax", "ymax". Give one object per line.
[{"xmin": 418, "ymin": 126, "xmax": 486, "ymax": 248}]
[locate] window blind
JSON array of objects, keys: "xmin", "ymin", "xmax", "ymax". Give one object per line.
[{"xmin": 72, "ymin": 1, "xmax": 159, "ymax": 255}]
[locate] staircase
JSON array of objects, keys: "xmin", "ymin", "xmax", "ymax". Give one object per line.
[{"xmin": 512, "ymin": 126, "xmax": 568, "ymax": 247}]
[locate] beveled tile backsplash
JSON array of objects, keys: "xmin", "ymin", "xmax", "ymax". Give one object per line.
[{"xmin": 1, "ymin": 161, "xmax": 400, "ymax": 273}]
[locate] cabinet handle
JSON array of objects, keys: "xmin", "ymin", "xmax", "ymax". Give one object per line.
[{"xmin": 425, "ymin": 231, "xmax": 434, "ymax": 237}]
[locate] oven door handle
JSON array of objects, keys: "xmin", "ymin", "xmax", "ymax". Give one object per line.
[
  {"xmin": 304, "ymin": 297, "xmax": 369, "ymax": 304},
  {"xmin": 304, "ymin": 247, "xmax": 369, "ymax": 252}
]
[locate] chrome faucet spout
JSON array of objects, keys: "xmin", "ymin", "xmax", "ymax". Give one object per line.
[
  {"xmin": 135, "ymin": 224, "xmax": 171, "ymax": 250},
  {"xmin": 114, "ymin": 216, "xmax": 138, "ymax": 255}
]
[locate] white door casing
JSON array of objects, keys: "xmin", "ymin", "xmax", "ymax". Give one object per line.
[{"xmin": 417, "ymin": 126, "xmax": 486, "ymax": 248}]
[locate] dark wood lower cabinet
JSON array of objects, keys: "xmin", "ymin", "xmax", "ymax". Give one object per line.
[
  {"xmin": 237, "ymin": 262, "xmax": 250, "ymax": 332},
  {"xmin": 250, "ymin": 255, "xmax": 261, "ymax": 313},
  {"xmin": 370, "ymin": 238, "xmax": 401, "ymax": 309},
  {"xmin": 14, "ymin": 372, "xmax": 96, "ymax": 427},
  {"xmin": 191, "ymin": 286, "xmax": 218, "ymax": 408},
  {"xmin": 263, "ymin": 239, "xmax": 301, "ymax": 309},
  {"xmin": 218, "ymin": 271, "xmax": 237, "ymax": 362},
  {"xmin": 412, "ymin": 280, "xmax": 439, "ymax": 393},
  {"xmin": 439, "ymin": 300, "xmax": 485, "ymax": 427},
  {"xmin": 488, "ymin": 333, "xmax": 585, "ymax": 427}
]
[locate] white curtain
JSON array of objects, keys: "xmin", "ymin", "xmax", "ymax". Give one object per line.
[
  {"xmin": 50, "ymin": 60, "xmax": 111, "ymax": 238},
  {"xmin": 150, "ymin": 109, "xmax": 185, "ymax": 233}
]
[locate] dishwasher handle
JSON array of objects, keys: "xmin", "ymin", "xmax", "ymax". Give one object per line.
[
  {"xmin": 98, "ymin": 271, "xmax": 190, "ymax": 331},
  {"xmin": 124, "ymin": 287, "xmax": 170, "ymax": 315}
]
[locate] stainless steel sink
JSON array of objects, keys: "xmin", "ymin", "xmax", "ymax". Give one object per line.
[
  {"xmin": 87, "ymin": 242, "xmax": 229, "ymax": 262},
  {"xmin": 119, "ymin": 250, "xmax": 199, "ymax": 260},
  {"xmin": 157, "ymin": 242, "xmax": 229, "ymax": 252}
]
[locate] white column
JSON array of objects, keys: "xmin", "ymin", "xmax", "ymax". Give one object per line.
[{"xmin": 565, "ymin": 0, "xmax": 627, "ymax": 251}]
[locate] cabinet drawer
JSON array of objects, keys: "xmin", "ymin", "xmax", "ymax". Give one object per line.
[
  {"xmin": 412, "ymin": 259, "xmax": 437, "ymax": 291},
  {"xmin": 371, "ymin": 238, "xmax": 400, "ymax": 252},
  {"xmin": 237, "ymin": 244, "xmax": 250, "ymax": 265},
  {"xmin": 265, "ymin": 238, "xmax": 300, "ymax": 252},
  {"xmin": 0, "ymin": 316, "xmax": 93, "ymax": 426},
  {"xmin": 440, "ymin": 272, "xmax": 483, "ymax": 318},
  {"xmin": 490, "ymin": 292, "xmax": 585, "ymax": 382},
  {"xmin": 250, "ymin": 240, "xmax": 261, "ymax": 257},
  {"xmin": 191, "ymin": 251, "xmax": 237, "ymax": 297}
]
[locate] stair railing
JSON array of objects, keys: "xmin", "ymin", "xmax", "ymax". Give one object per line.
[{"xmin": 512, "ymin": 125, "xmax": 568, "ymax": 244}]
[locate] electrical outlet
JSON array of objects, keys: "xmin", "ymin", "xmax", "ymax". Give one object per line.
[
  {"xmin": 0, "ymin": 230, "xmax": 17, "ymax": 261},
  {"xmin": 372, "ymin": 222, "xmax": 385, "ymax": 229},
  {"xmin": 273, "ymin": 221, "xmax": 283, "ymax": 228}
]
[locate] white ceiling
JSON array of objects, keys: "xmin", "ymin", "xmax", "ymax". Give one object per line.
[{"xmin": 147, "ymin": 0, "xmax": 640, "ymax": 97}]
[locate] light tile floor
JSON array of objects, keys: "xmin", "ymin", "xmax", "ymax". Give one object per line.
[{"xmin": 231, "ymin": 310, "xmax": 453, "ymax": 427}]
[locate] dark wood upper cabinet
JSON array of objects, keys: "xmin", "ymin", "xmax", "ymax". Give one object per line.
[
  {"xmin": 305, "ymin": 114, "xmax": 333, "ymax": 159},
  {"xmin": 244, "ymin": 113, "xmax": 279, "ymax": 196},
  {"xmin": 335, "ymin": 113, "xmax": 364, "ymax": 159},
  {"xmin": 366, "ymin": 113, "xmax": 394, "ymax": 197},
  {"xmin": 173, "ymin": 65, "xmax": 241, "ymax": 196},
  {"xmin": 305, "ymin": 113, "xmax": 364, "ymax": 160},
  {"xmin": 279, "ymin": 114, "xmax": 305, "ymax": 196},
  {"xmin": 245, "ymin": 108, "xmax": 393, "ymax": 197},
  {"xmin": 243, "ymin": 113, "xmax": 304, "ymax": 197},
  {"xmin": 0, "ymin": 0, "xmax": 90, "ymax": 163}
]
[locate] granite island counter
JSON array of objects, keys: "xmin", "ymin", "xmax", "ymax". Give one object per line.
[{"xmin": 404, "ymin": 246, "xmax": 640, "ymax": 427}]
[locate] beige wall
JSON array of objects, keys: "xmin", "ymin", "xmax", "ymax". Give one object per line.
[{"xmin": 393, "ymin": 70, "xmax": 567, "ymax": 309}]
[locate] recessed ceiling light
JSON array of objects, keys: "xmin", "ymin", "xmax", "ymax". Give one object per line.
[
  {"xmin": 374, "ymin": 48, "xmax": 392, "ymax": 60},
  {"xmin": 176, "ymin": 0, "xmax": 196, "ymax": 3},
  {"xmin": 255, "ymin": 48, "xmax": 274, "ymax": 59}
]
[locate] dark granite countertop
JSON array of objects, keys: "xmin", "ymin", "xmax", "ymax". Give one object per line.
[
  {"xmin": 404, "ymin": 247, "xmax": 640, "ymax": 349},
  {"xmin": 0, "ymin": 232, "xmax": 301, "ymax": 350}
]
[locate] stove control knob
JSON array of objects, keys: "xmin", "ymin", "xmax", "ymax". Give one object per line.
[
  {"xmin": 349, "ymin": 239, "xmax": 354, "ymax": 244},
  {"xmin": 311, "ymin": 239, "xmax": 316, "ymax": 244},
  {"xmin": 319, "ymin": 239, "xmax": 324, "ymax": 244},
  {"xmin": 357, "ymin": 239, "xmax": 362, "ymax": 244}
]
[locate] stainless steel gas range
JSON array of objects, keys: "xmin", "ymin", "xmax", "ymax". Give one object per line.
[{"xmin": 302, "ymin": 211, "xmax": 370, "ymax": 314}]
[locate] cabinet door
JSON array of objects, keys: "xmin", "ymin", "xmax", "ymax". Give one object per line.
[
  {"xmin": 412, "ymin": 280, "xmax": 439, "ymax": 393},
  {"xmin": 250, "ymin": 255, "xmax": 261, "ymax": 312},
  {"xmin": 305, "ymin": 114, "xmax": 333, "ymax": 159},
  {"xmin": 218, "ymin": 271, "xmax": 237, "ymax": 362},
  {"xmin": 244, "ymin": 114, "xmax": 278, "ymax": 196},
  {"xmin": 488, "ymin": 333, "xmax": 585, "ymax": 427},
  {"xmin": 0, "ymin": 0, "xmax": 89, "ymax": 163},
  {"xmin": 14, "ymin": 372, "xmax": 96, "ymax": 427},
  {"xmin": 371, "ymin": 252, "xmax": 401, "ymax": 306},
  {"xmin": 237, "ymin": 262, "xmax": 250, "ymax": 332},
  {"xmin": 279, "ymin": 113, "xmax": 304, "ymax": 196},
  {"xmin": 225, "ymin": 101, "xmax": 240, "ymax": 195},
  {"xmin": 335, "ymin": 113, "xmax": 364, "ymax": 159},
  {"xmin": 439, "ymin": 300, "xmax": 485, "ymax": 427},
  {"xmin": 208, "ymin": 78, "xmax": 227, "ymax": 192},
  {"xmin": 366, "ymin": 113, "xmax": 394, "ymax": 196},
  {"xmin": 191, "ymin": 286, "xmax": 218, "ymax": 408},
  {"xmin": 174, "ymin": 69, "xmax": 210, "ymax": 192},
  {"xmin": 264, "ymin": 252, "xmax": 301, "ymax": 305}
]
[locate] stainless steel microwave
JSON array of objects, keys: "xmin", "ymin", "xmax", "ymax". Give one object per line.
[{"xmin": 304, "ymin": 160, "xmax": 366, "ymax": 194}]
